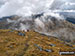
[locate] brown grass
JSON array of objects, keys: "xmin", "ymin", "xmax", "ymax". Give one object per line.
[{"xmin": 0, "ymin": 29, "xmax": 75, "ymax": 56}]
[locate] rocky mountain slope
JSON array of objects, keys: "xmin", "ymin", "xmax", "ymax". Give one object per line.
[{"xmin": 0, "ymin": 14, "xmax": 75, "ymax": 43}]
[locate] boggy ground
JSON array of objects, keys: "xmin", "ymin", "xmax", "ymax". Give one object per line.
[{"xmin": 0, "ymin": 29, "xmax": 75, "ymax": 56}]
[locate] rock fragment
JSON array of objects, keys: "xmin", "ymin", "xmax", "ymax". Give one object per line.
[
  {"xmin": 44, "ymin": 49, "xmax": 53, "ymax": 52},
  {"xmin": 49, "ymin": 44, "xmax": 56, "ymax": 47},
  {"xmin": 18, "ymin": 32, "xmax": 25, "ymax": 36},
  {"xmin": 34, "ymin": 44, "xmax": 43, "ymax": 51}
]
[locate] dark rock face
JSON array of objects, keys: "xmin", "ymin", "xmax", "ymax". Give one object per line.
[
  {"xmin": 32, "ymin": 13, "xmax": 44, "ymax": 18},
  {"xmin": 0, "ymin": 14, "xmax": 75, "ymax": 43},
  {"xmin": 66, "ymin": 17, "xmax": 75, "ymax": 24}
]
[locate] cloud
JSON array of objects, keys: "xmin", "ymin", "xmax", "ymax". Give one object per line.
[
  {"xmin": 0, "ymin": 0, "xmax": 53, "ymax": 17},
  {"xmin": 0, "ymin": 0, "xmax": 75, "ymax": 18}
]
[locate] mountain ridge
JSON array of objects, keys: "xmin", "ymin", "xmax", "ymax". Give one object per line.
[{"xmin": 0, "ymin": 14, "xmax": 75, "ymax": 43}]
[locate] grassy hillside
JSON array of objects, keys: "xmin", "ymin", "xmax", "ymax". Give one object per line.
[{"xmin": 0, "ymin": 29, "xmax": 75, "ymax": 56}]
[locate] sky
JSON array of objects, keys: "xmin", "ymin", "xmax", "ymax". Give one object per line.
[{"xmin": 0, "ymin": 0, "xmax": 75, "ymax": 18}]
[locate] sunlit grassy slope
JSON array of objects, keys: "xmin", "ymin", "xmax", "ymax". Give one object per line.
[{"xmin": 0, "ymin": 29, "xmax": 75, "ymax": 56}]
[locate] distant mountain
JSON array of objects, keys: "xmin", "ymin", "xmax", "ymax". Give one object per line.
[
  {"xmin": 32, "ymin": 14, "xmax": 75, "ymax": 43},
  {"xmin": 0, "ymin": 13, "xmax": 75, "ymax": 43}
]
